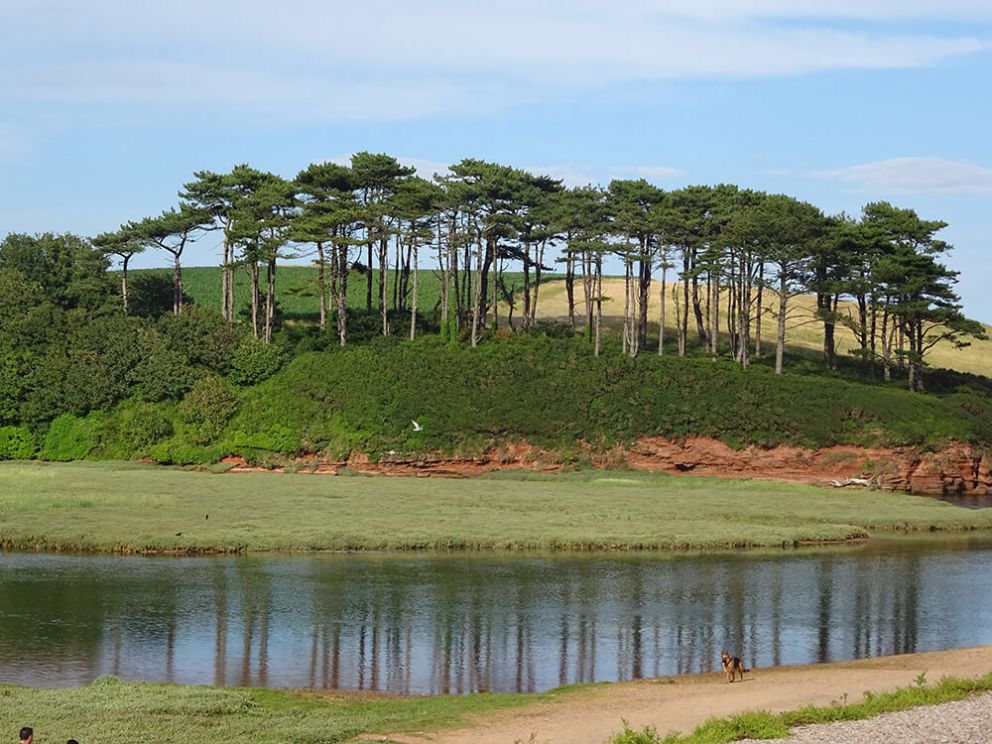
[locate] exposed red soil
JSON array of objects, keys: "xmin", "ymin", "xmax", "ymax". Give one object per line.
[{"xmin": 216, "ymin": 438, "xmax": 992, "ymax": 497}]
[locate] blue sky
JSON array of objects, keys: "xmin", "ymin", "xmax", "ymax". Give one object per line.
[{"xmin": 2, "ymin": 1, "xmax": 991, "ymax": 319}]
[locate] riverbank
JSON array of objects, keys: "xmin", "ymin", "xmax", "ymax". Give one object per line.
[
  {"xmin": 3, "ymin": 462, "xmax": 992, "ymax": 554},
  {"xmin": 2, "ymin": 648, "xmax": 990, "ymax": 744},
  {"xmin": 390, "ymin": 647, "xmax": 992, "ymax": 744}
]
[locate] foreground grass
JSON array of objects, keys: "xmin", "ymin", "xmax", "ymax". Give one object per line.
[
  {"xmin": 3, "ymin": 462, "xmax": 992, "ymax": 554},
  {"xmin": 0, "ymin": 676, "xmax": 569, "ymax": 744},
  {"xmin": 608, "ymin": 672, "xmax": 992, "ymax": 743}
]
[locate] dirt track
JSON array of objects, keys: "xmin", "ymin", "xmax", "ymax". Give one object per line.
[{"xmin": 370, "ymin": 646, "xmax": 992, "ymax": 744}]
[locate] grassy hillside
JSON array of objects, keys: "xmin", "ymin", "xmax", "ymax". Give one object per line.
[
  {"xmin": 136, "ymin": 266, "xmax": 992, "ymax": 378},
  {"xmin": 222, "ymin": 339, "xmax": 992, "ymax": 459},
  {"xmin": 23, "ymin": 336, "xmax": 987, "ymax": 468}
]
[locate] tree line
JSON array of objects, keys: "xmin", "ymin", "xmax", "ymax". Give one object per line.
[{"xmin": 14, "ymin": 153, "xmax": 987, "ymax": 392}]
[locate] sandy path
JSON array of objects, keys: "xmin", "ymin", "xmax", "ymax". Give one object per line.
[{"xmin": 369, "ymin": 646, "xmax": 992, "ymax": 744}]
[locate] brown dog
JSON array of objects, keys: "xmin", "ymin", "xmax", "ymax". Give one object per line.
[{"xmin": 721, "ymin": 650, "xmax": 748, "ymax": 683}]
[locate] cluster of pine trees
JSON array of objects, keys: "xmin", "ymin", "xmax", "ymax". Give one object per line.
[{"xmin": 88, "ymin": 153, "xmax": 983, "ymax": 391}]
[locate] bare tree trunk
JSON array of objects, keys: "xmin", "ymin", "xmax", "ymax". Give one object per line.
[
  {"xmin": 120, "ymin": 254, "xmax": 131, "ymax": 315},
  {"xmin": 366, "ymin": 241, "xmax": 373, "ymax": 311},
  {"xmin": 581, "ymin": 252, "xmax": 593, "ymax": 339},
  {"xmin": 437, "ymin": 216, "xmax": 449, "ymax": 334},
  {"xmin": 775, "ymin": 268, "xmax": 787, "ymax": 375},
  {"xmin": 637, "ymin": 252, "xmax": 650, "ymax": 351},
  {"xmin": 728, "ymin": 258, "xmax": 738, "ymax": 361},
  {"xmin": 754, "ymin": 263, "xmax": 764, "ymax": 358},
  {"xmin": 522, "ymin": 239, "xmax": 531, "ymax": 331},
  {"xmin": 249, "ymin": 262, "xmax": 260, "ymax": 338},
  {"xmin": 531, "ymin": 239, "xmax": 546, "ymax": 327},
  {"xmin": 173, "ymin": 253, "xmax": 183, "ymax": 315},
  {"xmin": 898, "ymin": 323, "xmax": 906, "ymax": 371},
  {"xmin": 492, "ymin": 252, "xmax": 499, "ymax": 332},
  {"xmin": 264, "ymin": 257, "xmax": 276, "ymax": 343},
  {"xmin": 409, "ymin": 239, "xmax": 418, "ymax": 341},
  {"xmin": 221, "ymin": 235, "xmax": 230, "ymax": 320},
  {"xmin": 594, "ymin": 255, "xmax": 602, "ymax": 357},
  {"xmin": 379, "ymin": 238, "xmax": 389, "ymax": 336},
  {"xmin": 622, "ymin": 259, "xmax": 632, "ymax": 356},
  {"xmin": 336, "ymin": 245, "xmax": 348, "ymax": 347},
  {"xmin": 679, "ymin": 252, "xmax": 690, "ymax": 357},
  {"xmin": 317, "ymin": 242, "xmax": 327, "ymax": 331},
  {"xmin": 881, "ymin": 308, "xmax": 892, "ymax": 381},
  {"xmin": 658, "ymin": 264, "xmax": 667, "ymax": 356},
  {"xmin": 471, "ymin": 236, "xmax": 483, "ymax": 348},
  {"xmin": 692, "ymin": 272, "xmax": 706, "ymax": 344},
  {"xmin": 566, "ymin": 251, "xmax": 576, "ymax": 328},
  {"xmin": 710, "ymin": 271, "xmax": 719, "ymax": 356}
]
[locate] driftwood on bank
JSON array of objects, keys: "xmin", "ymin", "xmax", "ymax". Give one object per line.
[{"xmin": 830, "ymin": 475, "xmax": 883, "ymax": 490}]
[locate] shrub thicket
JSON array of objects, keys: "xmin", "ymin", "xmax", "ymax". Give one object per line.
[
  {"xmin": 0, "ymin": 425, "xmax": 36, "ymax": 460},
  {"xmin": 40, "ymin": 413, "xmax": 103, "ymax": 461}
]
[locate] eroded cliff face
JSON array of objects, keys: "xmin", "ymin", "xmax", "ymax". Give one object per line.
[
  {"xmin": 221, "ymin": 438, "xmax": 992, "ymax": 496},
  {"xmin": 623, "ymin": 437, "xmax": 992, "ymax": 496}
]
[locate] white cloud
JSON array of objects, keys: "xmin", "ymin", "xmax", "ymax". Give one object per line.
[
  {"xmin": 328, "ymin": 154, "xmax": 453, "ymax": 179},
  {"xmin": 610, "ymin": 166, "xmax": 686, "ymax": 181},
  {"xmin": 815, "ymin": 157, "xmax": 992, "ymax": 194},
  {"xmin": 3, "ymin": 62, "xmax": 505, "ymax": 121},
  {"xmin": 1, "ymin": 2, "xmax": 987, "ymax": 121},
  {"xmin": 526, "ymin": 165, "xmax": 601, "ymax": 189}
]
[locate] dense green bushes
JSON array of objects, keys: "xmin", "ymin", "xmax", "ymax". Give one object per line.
[
  {"xmin": 5, "ymin": 330, "xmax": 992, "ymax": 467},
  {"xmin": 40, "ymin": 413, "xmax": 103, "ymax": 461},
  {"xmin": 34, "ymin": 336, "xmax": 992, "ymax": 464},
  {"xmin": 0, "ymin": 426, "xmax": 36, "ymax": 460},
  {"xmin": 220, "ymin": 336, "xmax": 992, "ymax": 459}
]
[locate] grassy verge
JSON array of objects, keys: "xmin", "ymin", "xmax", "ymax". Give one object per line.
[
  {"xmin": 3, "ymin": 462, "xmax": 992, "ymax": 554},
  {"xmin": 608, "ymin": 672, "xmax": 992, "ymax": 743},
  {"xmin": 0, "ymin": 676, "xmax": 576, "ymax": 744}
]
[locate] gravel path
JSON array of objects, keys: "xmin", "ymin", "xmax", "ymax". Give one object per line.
[{"xmin": 740, "ymin": 692, "xmax": 992, "ymax": 743}]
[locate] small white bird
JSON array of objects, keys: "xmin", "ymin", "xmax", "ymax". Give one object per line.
[{"xmin": 411, "ymin": 420, "xmax": 423, "ymax": 432}]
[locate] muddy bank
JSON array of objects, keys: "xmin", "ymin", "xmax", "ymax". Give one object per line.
[{"xmin": 218, "ymin": 438, "xmax": 992, "ymax": 497}]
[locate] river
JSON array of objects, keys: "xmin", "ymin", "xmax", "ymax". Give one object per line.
[{"xmin": 2, "ymin": 537, "xmax": 991, "ymax": 694}]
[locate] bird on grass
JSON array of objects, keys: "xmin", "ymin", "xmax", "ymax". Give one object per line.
[{"xmin": 411, "ymin": 420, "xmax": 423, "ymax": 432}]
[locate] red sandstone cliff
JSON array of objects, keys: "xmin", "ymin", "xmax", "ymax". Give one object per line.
[{"xmin": 221, "ymin": 438, "xmax": 992, "ymax": 496}]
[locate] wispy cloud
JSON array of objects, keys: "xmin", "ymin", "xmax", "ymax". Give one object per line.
[
  {"xmin": 815, "ymin": 157, "xmax": 992, "ymax": 194},
  {"xmin": 1, "ymin": 2, "xmax": 987, "ymax": 121},
  {"xmin": 328, "ymin": 155, "xmax": 453, "ymax": 179},
  {"xmin": 610, "ymin": 166, "xmax": 686, "ymax": 181}
]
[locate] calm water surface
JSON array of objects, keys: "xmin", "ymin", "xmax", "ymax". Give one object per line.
[{"xmin": 2, "ymin": 538, "xmax": 992, "ymax": 694}]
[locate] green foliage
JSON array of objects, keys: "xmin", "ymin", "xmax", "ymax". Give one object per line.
[
  {"xmin": 228, "ymin": 424, "xmax": 297, "ymax": 458},
  {"xmin": 631, "ymin": 672, "xmax": 992, "ymax": 744},
  {"xmin": 225, "ymin": 337, "xmax": 991, "ymax": 458},
  {"xmin": 607, "ymin": 721, "xmax": 664, "ymax": 743},
  {"xmin": 158, "ymin": 305, "xmax": 240, "ymax": 374},
  {"xmin": 40, "ymin": 413, "xmax": 103, "ymax": 461},
  {"xmin": 0, "ymin": 426, "xmax": 36, "ymax": 460},
  {"xmin": 146, "ymin": 440, "xmax": 226, "ymax": 466},
  {"xmin": 0, "ymin": 232, "xmax": 114, "ymax": 312},
  {"xmin": 229, "ymin": 338, "xmax": 285, "ymax": 385},
  {"xmin": 178, "ymin": 376, "xmax": 240, "ymax": 445},
  {"xmin": 96, "ymin": 400, "xmax": 174, "ymax": 458}
]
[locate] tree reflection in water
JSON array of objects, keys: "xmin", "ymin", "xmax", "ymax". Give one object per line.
[{"xmin": 0, "ymin": 539, "xmax": 990, "ymax": 694}]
